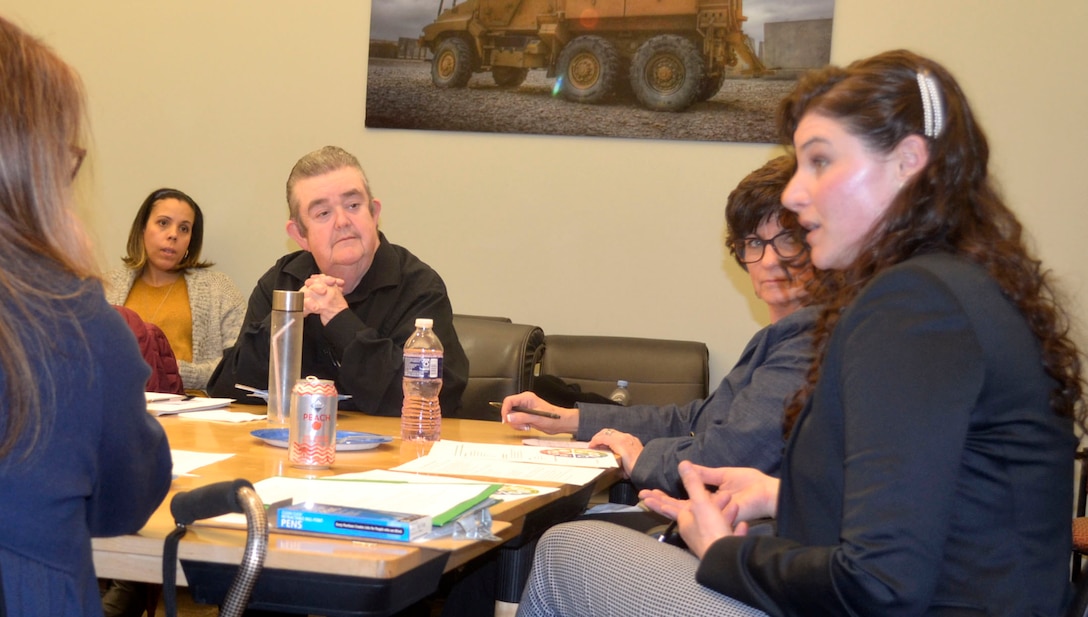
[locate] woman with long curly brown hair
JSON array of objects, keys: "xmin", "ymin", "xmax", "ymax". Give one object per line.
[{"xmin": 515, "ymin": 49, "xmax": 1083, "ymax": 617}]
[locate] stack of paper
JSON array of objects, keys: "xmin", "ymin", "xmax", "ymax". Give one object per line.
[
  {"xmin": 337, "ymin": 469, "xmax": 560, "ymax": 503},
  {"xmin": 146, "ymin": 392, "xmax": 186, "ymax": 403},
  {"xmin": 201, "ymin": 475, "xmax": 501, "ymax": 541},
  {"xmin": 392, "ymin": 440, "xmax": 617, "ymax": 486},
  {"xmin": 146, "ymin": 394, "xmax": 234, "ymax": 416}
]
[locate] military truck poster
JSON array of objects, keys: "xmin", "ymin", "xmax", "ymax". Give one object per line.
[{"xmin": 366, "ymin": 0, "xmax": 835, "ymax": 143}]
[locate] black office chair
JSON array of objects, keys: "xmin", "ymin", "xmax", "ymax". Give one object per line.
[
  {"xmin": 162, "ymin": 479, "xmax": 267, "ymax": 617},
  {"xmin": 536, "ymin": 334, "xmax": 709, "ymax": 405},
  {"xmin": 452, "ymin": 314, "xmax": 544, "ymax": 421}
]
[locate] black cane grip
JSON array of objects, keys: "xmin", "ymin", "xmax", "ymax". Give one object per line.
[{"xmin": 170, "ymin": 479, "xmax": 254, "ymax": 526}]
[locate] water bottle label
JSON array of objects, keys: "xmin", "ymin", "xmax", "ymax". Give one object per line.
[{"xmin": 404, "ymin": 356, "xmax": 442, "ymax": 379}]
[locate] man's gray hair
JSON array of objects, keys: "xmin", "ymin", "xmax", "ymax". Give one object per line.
[{"xmin": 286, "ymin": 146, "xmax": 373, "ymax": 228}]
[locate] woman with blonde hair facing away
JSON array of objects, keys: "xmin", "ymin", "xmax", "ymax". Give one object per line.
[
  {"xmin": 517, "ymin": 49, "xmax": 1083, "ymax": 617},
  {"xmin": 0, "ymin": 15, "xmax": 171, "ymax": 615},
  {"xmin": 106, "ymin": 187, "xmax": 245, "ymax": 392}
]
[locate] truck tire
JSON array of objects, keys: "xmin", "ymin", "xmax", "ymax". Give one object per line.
[
  {"xmin": 431, "ymin": 37, "xmax": 473, "ymax": 88},
  {"xmin": 492, "ymin": 66, "xmax": 529, "ymax": 88},
  {"xmin": 697, "ymin": 72, "xmax": 727, "ymax": 102},
  {"xmin": 556, "ymin": 36, "xmax": 621, "ymax": 104},
  {"xmin": 630, "ymin": 35, "xmax": 705, "ymax": 112}
]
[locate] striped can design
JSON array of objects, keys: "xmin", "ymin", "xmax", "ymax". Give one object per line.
[{"xmin": 289, "ymin": 376, "xmax": 338, "ymax": 469}]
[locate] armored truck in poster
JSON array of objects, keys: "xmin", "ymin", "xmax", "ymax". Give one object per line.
[{"xmin": 420, "ymin": 0, "xmax": 769, "ymax": 112}]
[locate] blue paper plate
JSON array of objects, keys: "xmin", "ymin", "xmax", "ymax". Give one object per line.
[
  {"xmin": 241, "ymin": 388, "xmax": 351, "ymax": 403},
  {"xmin": 250, "ymin": 428, "xmax": 392, "ymax": 451}
]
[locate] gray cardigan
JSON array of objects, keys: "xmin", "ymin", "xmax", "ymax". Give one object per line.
[
  {"xmin": 575, "ymin": 305, "xmax": 817, "ymax": 495},
  {"xmin": 105, "ymin": 267, "xmax": 245, "ymax": 390}
]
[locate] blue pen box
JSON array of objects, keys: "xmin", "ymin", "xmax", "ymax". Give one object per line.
[{"xmin": 276, "ymin": 502, "xmax": 433, "ymax": 542}]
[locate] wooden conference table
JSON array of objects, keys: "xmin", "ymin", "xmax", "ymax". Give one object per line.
[{"xmin": 92, "ymin": 407, "xmax": 617, "ymax": 616}]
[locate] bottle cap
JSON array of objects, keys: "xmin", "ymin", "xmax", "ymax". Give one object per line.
[
  {"xmin": 617, "ymin": 380, "xmax": 629, "ymax": 388},
  {"xmin": 415, "ymin": 318, "xmax": 434, "ymax": 328},
  {"xmin": 272, "ymin": 289, "xmax": 304, "ymax": 311}
]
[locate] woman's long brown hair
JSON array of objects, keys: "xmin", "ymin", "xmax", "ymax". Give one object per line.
[
  {"xmin": 779, "ymin": 50, "xmax": 1085, "ymax": 436},
  {"xmin": 0, "ymin": 17, "xmax": 95, "ymax": 459}
]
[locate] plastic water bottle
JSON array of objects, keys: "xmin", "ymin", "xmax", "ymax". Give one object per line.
[
  {"xmin": 402, "ymin": 318, "xmax": 443, "ymax": 442},
  {"xmin": 609, "ymin": 380, "xmax": 631, "ymax": 406}
]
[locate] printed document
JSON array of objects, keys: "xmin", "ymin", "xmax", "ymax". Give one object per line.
[
  {"xmin": 394, "ymin": 456, "xmax": 605, "ymax": 485},
  {"xmin": 427, "ymin": 440, "xmax": 618, "ymax": 469},
  {"xmin": 336, "ymin": 468, "xmax": 560, "ymax": 502}
]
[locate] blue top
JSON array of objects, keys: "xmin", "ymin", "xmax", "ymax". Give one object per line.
[
  {"xmin": 576, "ymin": 305, "xmax": 817, "ymax": 495},
  {"xmin": 0, "ymin": 276, "xmax": 172, "ymax": 616}
]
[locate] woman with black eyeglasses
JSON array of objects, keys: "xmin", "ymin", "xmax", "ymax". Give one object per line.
[{"xmin": 500, "ymin": 154, "xmax": 821, "ymax": 499}]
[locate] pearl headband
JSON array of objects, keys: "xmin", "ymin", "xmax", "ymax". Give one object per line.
[{"xmin": 916, "ymin": 70, "xmax": 944, "ymax": 138}]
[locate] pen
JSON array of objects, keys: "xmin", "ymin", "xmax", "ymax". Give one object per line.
[
  {"xmin": 488, "ymin": 401, "xmax": 562, "ymax": 419},
  {"xmin": 657, "ymin": 520, "xmax": 679, "ymax": 543}
]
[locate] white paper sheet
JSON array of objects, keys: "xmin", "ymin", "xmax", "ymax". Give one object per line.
[
  {"xmin": 521, "ymin": 438, "xmax": 592, "ymax": 449},
  {"xmin": 171, "ymin": 449, "xmax": 234, "ymax": 476},
  {"xmin": 427, "ymin": 440, "xmax": 618, "ymax": 469},
  {"xmin": 393, "ymin": 456, "xmax": 605, "ymax": 485},
  {"xmin": 177, "ymin": 409, "xmax": 266, "ymax": 423},
  {"xmin": 334, "ymin": 468, "xmax": 560, "ymax": 502},
  {"xmin": 147, "ymin": 397, "xmax": 234, "ymax": 416}
]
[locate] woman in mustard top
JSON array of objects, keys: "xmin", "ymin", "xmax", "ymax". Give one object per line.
[{"xmin": 106, "ymin": 188, "xmax": 245, "ymax": 391}]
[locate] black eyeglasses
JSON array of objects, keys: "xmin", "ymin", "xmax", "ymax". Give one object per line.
[
  {"xmin": 70, "ymin": 146, "xmax": 86, "ymax": 182},
  {"xmin": 733, "ymin": 230, "xmax": 806, "ymax": 264}
]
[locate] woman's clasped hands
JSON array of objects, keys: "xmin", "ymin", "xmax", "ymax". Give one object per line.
[{"xmin": 640, "ymin": 462, "xmax": 780, "ymax": 558}]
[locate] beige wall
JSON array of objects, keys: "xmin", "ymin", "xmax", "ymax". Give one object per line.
[{"xmin": 2, "ymin": 0, "xmax": 1085, "ymax": 383}]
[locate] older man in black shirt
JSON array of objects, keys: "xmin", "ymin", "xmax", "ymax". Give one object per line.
[{"xmin": 210, "ymin": 146, "xmax": 467, "ymax": 416}]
